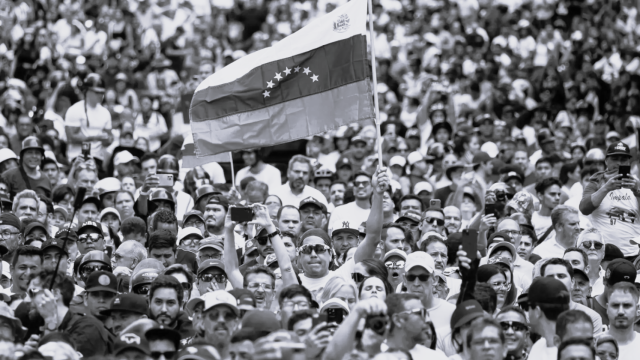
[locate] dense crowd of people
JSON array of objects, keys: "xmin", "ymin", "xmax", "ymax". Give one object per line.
[{"xmin": 2, "ymin": 0, "xmax": 640, "ymax": 359}]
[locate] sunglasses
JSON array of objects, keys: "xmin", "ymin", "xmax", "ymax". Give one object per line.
[
  {"xmin": 385, "ymin": 260, "xmax": 405, "ymax": 269},
  {"xmin": 354, "ymin": 181, "xmax": 371, "ymax": 188},
  {"xmin": 423, "ymin": 217, "xmax": 444, "ymax": 226},
  {"xmin": 397, "ymin": 308, "xmax": 428, "ymax": 319},
  {"xmin": 299, "ymin": 244, "xmax": 331, "ymax": 255},
  {"xmin": 352, "ymin": 273, "xmax": 366, "ymax": 283},
  {"xmin": 494, "ymin": 191, "xmax": 514, "ymax": 201},
  {"xmin": 500, "ymin": 321, "xmax": 528, "ymax": 332},
  {"xmin": 151, "ymin": 351, "xmax": 176, "ymax": 360},
  {"xmin": 81, "ymin": 264, "xmax": 110, "ymax": 277},
  {"xmin": 78, "ymin": 233, "xmax": 103, "ymax": 243},
  {"xmin": 580, "ymin": 241, "xmax": 603, "ymax": 250},
  {"xmin": 199, "ymin": 273, "xmax": 227, "ymax": 283},
  {"xmin": 406, "ymin": 273, "xmax": 430, "ymax": 282},
  {"xmin": 133, "ymin": 284, "xmax": 151, "ymax": 295},
  {"xmin": 256, "ymin": 236, "xmax": 270, "ymax": 246},
  {"xmin": 180, "ymin": 282, "xmax": 192, "ymax": 290},
  {"xmin": 181, "ymin": 238, "xmax": 201, "ymax": 246}
]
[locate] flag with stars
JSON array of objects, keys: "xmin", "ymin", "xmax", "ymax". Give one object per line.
[{"xmin": 189, "ymin": 0, "xmax": 374, "ymax": 157}]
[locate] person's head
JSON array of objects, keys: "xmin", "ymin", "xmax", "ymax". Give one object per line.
[
  {"xmin": 552, "ymin": 205, "xmax": 581, "ymax": 245},
  {"xmin": 42, "ymin": 239, "xmax": 69, "ymax": 273},
  {"xmin": 604, "ymin": 142, "xmax": 632, "ymax": 173},
  {"xmin": 541, "ymin": 258, "xmax": 575, "ymax": 294},
  {"xmin": 535, "ymin": 177, "xmax": 562, "ymax": 211},
  {"xmin": 320, "ymin": 276, "xmax": 358, "ymax": 311},
  {"xmin": 382, "ymin": 224, "xmax": 411, "ymax": 253},
  {"xmin": 278, "ymin": 284, "xmax": 313, "ymax": 328},
  {"xmin": 286, "ymin": 309, "xmax": 315, "ymax": 341},
  {"xmin": 563, "ymin": 247, "xmax": 590, "ymax": 272},
  {"xmin": 203, "ymin": 196, "xmax": 228, "ymax": 234},
  {"xmin": 329, "ymin": 181, "xmax": 347, "ymax": 206},
  {"xmin": 287, "ymin": 155, "xmax": 313, "ymax": 191},
  {"xmin": 443, "ymin": 206, "xmax": 462, "ymax": 234},
  {"xmin": 513, "ymin": 151, "xmax": 528, "ymax": 171},
  {"xmin": 121, "ymin": 217, "xmax": 148, "ymax": 246},
  {"xmin": 496, "ymin": 306, "xmax": 529, "ymax": 357},
  {"xmin": 163, "ymin": 264, "xmax": 194, "ymax": 305},
  {"xmin": 115, "ymin": 190, "xmax": 135, "ymax": 220},
  {"xmin": 535, "ymin": 157, "xmax": 553, "ymax": 179},
  {"xmin": 42, "ymin": 159, "xmax": 60, "ymax": 186},
  {"xmin": 353, "ymin": 172, "xmax": 373, "ymax": 201},
  {"xmin": 595, "ymin": 335, "xmax": 619, "ymax": 360},
  {"xmin": 423, "ymin": 238, "xmax": 448, "ymax": 272},
  {"xmin": 83, "ymin": 271, "xmax": 118, "ymax": 317},
  {"xmin": 496, "ymin": 218, "xmax": 522, "ymax": 249},
  {"xmin": 331, "ymin": 223, "xmax": 359, "ymax": 258},
  {"xmin": 11, "ymin": 246, "xmax": 42, "ymax": 293},
  {"xmin": 195, "ymin": 258, "xmax": 227, "ymax": 296},
  {"xmin": 74, "ymin": 167, "xmax": 99, "ymax": 191},
  {"xmin": 77, "ymin": 220, "xmax": 105, "ymax": 254},
  {"xmin": 244, "ymin": 265, "xmax": 277, "ymax": 310},
  {"xmin": 576, "ymin": 228, "xmax": 605, "ymax": 266},
  {"xmin": 277, "ymin": 205, "xmax": 301, "ymax": 236},
  {"xmin": 148, "ymin": 230, "xmax": 177, "ymax": 268},
  {"xmin": 402, "ymin": 252, "xmax": 435, "ymax": 299},
  {"xmin": 201, "ymin": 290, "xmax": 241, "ymax": 345},
  {"xmin": 358, "ymin": 275, "xmax": 393, "ymax": 301},
  {"xmin": 140, "ymin": 153, "xmax": 158, "ymax": 179},
  {"xmin": 0, "ymin": 213, "xmax": 23, "ymax": 252},
  {"xmin": 607, "ymin": 282, "xmax": 639, "ymax": 331},
  {"xmin": 149, "ymin": 275, "xmax": 183, "ymax": 327},
  {"xmin": 13, "ymin": 190, "xmax": 39, "ymax": 220},
  {"xmin": 51, "ymin": 185, "xmax": 75, "ymax": 216},
  {"xmin": 398, "ymin": 195, "xmax": 424, "ymax": 214},
  {"xmin": 464, "ymin": 318, "xmax": 508, "ymax": 360},
  {"xmin": 298, "ymin": 229, "xmax": 333, "ymax": 278},
  {"xmin": 524, "ymin": 277, "xmax": 571, "ymax": 333},
  {"xmin": 558, "ymin": 339, "xmax": 596, "ymax": 360},
  {"xmin": 386, "ymin": 293, "xmax": 430, "ymax": 343},
  {"xmin": 28, "ymin": 271, "xmax": 75, "ymax": 315},
  {"xmin": 477, "ymin": 264, "xmax": 511, "ymax": 308},
  {"xmin": 299, "ymin": 198, "xmax": 326, "ymax": 233},
  {"xmin": 112, "ymin": 240, "xmax": 147, "ymax": 271},
  {"xmin": 554, "ymin": 310, "xmax": 594, "ymax": 347},
  {"xmin": 245, "ymin": 181, "xmax": 269, "ymax": 204},
  {"xmin": 100, "ymin": 208, "xmax": 121, "ymax": 234},
  {"xmin": 77, "ymin": 198, "xmax": 101, "ymax": 225}
]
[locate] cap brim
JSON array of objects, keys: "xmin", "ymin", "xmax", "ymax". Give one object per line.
[
  {"xmin": 197, "ymin": 264, "xmax": 225, "ymax": 276},
  {"xmin": 41, "ymin": 245, "xmax": 69, "ymax": 256},
  {"xmin": 186, "ymin": 298, "xmax": 204, "ymax": 315},
  {"xmin": 204, "ymin": 303, "xmax": 239, "ymax": 316},
  {"xmin": 85, "ymin": 286, "xmax": 118, "ymax": 293},
  {"xmin": 607, "ymin": 151, "xmax": 631, "ymax": 157},
  {"xmin": 331, "ymin": 228, "xmax": 359, "ymax": 237},
  {"xmin": 115, "ymin": 344, "xmax": 151, "ymax": 356},
  {"xmin": 198, "ymin": 244, "xmax": 224, "ymax": 252},
  {"xmin": 395, "ymin": 216, "xmax": 419, "ymax": 224},
  {"xmin": 406, "ymin": 264, "xmax": 433, "ymax": 273},
  {"xmin": 452, "ymin": 311, "xmax": 484, "ymax": 329}
]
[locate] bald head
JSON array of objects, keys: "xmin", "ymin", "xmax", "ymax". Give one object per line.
[
  {"xmin": 497, "ymin": 218, "xmax": 521, "ymax": 247},
  {"xmin": 114, "ymin": 240, "xmax": 148, "ymax": 270},
  {"xmin": 443, "ymin": 206, "xmax": 462, "ymax": 234}
]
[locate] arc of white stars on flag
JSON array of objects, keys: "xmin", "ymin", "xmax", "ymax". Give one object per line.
[{"xmin": 263, "ymin": 65, "xmax": 320, "ymax": 97}]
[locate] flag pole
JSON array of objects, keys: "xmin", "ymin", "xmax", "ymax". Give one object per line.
[
  {"xmin": 229, "ymin": 152, "xmax": 236, "ymax": 189},
  {"xmin": 366, "ymin": 0, "xmax": 384, "ymax": 167}
]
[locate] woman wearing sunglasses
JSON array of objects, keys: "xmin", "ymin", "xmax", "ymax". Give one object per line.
[{"xmin": 577, "ymin": 227, "xmax": 606, "ymax": 295}]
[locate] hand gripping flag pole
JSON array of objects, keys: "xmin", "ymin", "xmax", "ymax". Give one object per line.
[{"xmin": 367, "ymin": 0, "xmax": 384, "ymax": 167}]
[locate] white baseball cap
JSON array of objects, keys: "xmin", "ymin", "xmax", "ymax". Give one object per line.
[
  {"xmin": 407, "ymin": 151, "xmax": 424, "ymax": 166},
  {"xmin": 114, "ymin": 151, "xmax": 139, "ymax": 166},
  {"xmin": 99, "ymin": 207, "xmax": 121, "ymax": 222},
  {"xmin": 95, "ymin": 177, "xmax": 122, "ymax": 195},
  {"xmin": 383, "ymin": 249, "xmax": 407, "ymax": 262},
  {"xmin": 389, "ymin": 156, "xmax": 407, "ymax": 168},
  {"xmin": 177, "ymin": 227, "xmax": 203, "ymax": 244},
  {"xmin": 404, "ymin": 251, "xmax": 435, "ymax": 273},
  {"xmin": 201, "ymin": 290, "xmax": 239, "ymax": 315},
  {"xmin": 413, "ymin": 181, "xmax": 433, "ymax": 195},
  {"xmin": 1, "ymin": 261, "xmax": 10, "ymax": 279}
]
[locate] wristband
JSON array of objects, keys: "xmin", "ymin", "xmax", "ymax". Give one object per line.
[{"xmin": 266, "ymin": 229, "xmax": 282, "ymax": 240}]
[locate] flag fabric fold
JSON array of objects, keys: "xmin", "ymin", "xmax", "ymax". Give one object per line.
[{"xmin": 190, "ymin": 0, "xmax": 375, "ymax": 158}]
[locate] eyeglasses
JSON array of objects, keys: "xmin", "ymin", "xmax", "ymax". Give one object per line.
[
  {"xmin": 352, "ymin": 273, "xmax": 366, "ymax": 283},
  {"xmin": 397, "ymin": 221, "xmax": 418, "ymax": 229},
  {"xmin": 256, "ymin": 236, "xmax": 270, "ymax": 246},
  {"xmin": 580, "ymin": 241, "xmax": 603, "ymax": 250},
  {"xmin": 247, "ymin": 282, "xmax": 274, "ymax": 291},
  {"xmin": 354, "ymin": 181, "xmax": 371, "ymax": 188},
  {"xmin": 199, "ymin": 253, "xmax": 223, "ymax": 261},
  {"xmin": 78, "ymin": 233, "xmax": 103, "ymax": 243},
  {"xmin": 397, "ymin": 308, "xmax": 428, "ymax": 319},
  {"xmin": 489, "ymin": 282, "xmax": 511, "ymax": 291},
  {"xmin": 406, "ymin": 273, "xmax": 430, "ymax": 282},
  {"xmin": 423, "ymin": 217, "xmax": 444, "ymax": 226},
  {"xmin": 199, "ymin": 273, "xmax": 227, "ymax": 283},
  {"xmin": 180, "ymin": 282, "xmax": 192, "ymax": 290},
  {"xmin": 181, "ymin": 238, "xmax": 201, "ymax": 246},
  {"xmin": 282, "ymin": 301, "xmax": 310, "ymax": 310},
  {"xmin": 0, "ymin": 230, "xmax": 20, "ymax": 238},
  {"xmin": 299, "ymin": 244, "xmax": 331, "ymax": 255},
  {"xmin": 499, "ymin": 321, "xmax": 528, "ymax": 332},
  {"xmin": 81, "ymin": 264, "xmax": 110, "ymax": 278},
  {"xmin": 133, "ymin": 284, "xmax": 151, "ymax": 295},
  {"xmin": 151, "ymin": 351, "xmax": 176, "ymax": 360},
  {"xmin": 385, "ymin": 260, "xmax": 405, "ymax": 269},
  {"xmin": 184, "ymin": 220, "xmax": 204, "ymax": 228}
]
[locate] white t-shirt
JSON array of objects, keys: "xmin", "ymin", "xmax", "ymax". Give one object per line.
[
  {"xmin": 588, "ymin": 187, "xmax": 640, "ymax": 256},
  {"xmin": 64, "ymin": 100, "xmax": 112, "ymax": 161},
  {"xmin": 299, "ymin": 258, "xmax": 355, "ymax": 301},
  {"xmin": 235, "ymin": 164, "xmax": 282, "ymax": 194},
  {"xmin": 532, "ymin": 211, "xmax": 554, "ymax": 239},
  {"xmin": 328, "ymin": 202, "xmax": 371, "ymax": 236},
  {"xmin": 409, "ymin": 344, "xmax": 448, "ymax": 360},
  {"xmin": 617, "ymin": 332, "xmax": 640, "ymax": 360},
  {"xmin": 528, "ymin": 338, "xmax": 557, "ymax": 360},
  {"xmin": 272, "ymin": 183, "xmax": 329, "ymax": 208},
  {"xmin": 428, "ymin": 298, "xmax": 456, "ymax": 340}
]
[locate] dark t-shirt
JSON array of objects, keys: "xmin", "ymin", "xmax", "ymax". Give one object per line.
[
  {"xmin": 1, "ymin": 166, "xmax": 51, "ymax": 199},
  {"xmin": 239, "ymin": 259, "xmax": 258, "ymax": 276},
  {"xmin": 176, "ymin": 248, "xmax": 199, "ymax": 274},
  {"xmin": 433, "ymin": 186, "xmax": 453, "ymax": 205},
  {"xmin": 588, "ymin": 297, "xmax": 609, "ymax": 326}
]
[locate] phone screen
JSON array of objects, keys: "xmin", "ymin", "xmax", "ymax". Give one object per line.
[
  {"xmin": 461, "ymin": 230, "xmax": 478, "ymax": 261},
  {"xmin": 619, "ymin": 165, "xmax": 631, "ymax": 178}
]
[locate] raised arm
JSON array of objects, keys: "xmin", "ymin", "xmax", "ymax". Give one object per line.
[
  {"xmin": 580, "ymin": 175, "xmax": 620, "ymax": 215},
  {"xmin": 251, "ymin": 204, "xmax": 298, "ymax": 287},
  {"xmin": 354, "ymin": 168, "xmax": 389, "ymax": 263},
  {"xmin": 223, "ymin": 208, "xmax": 244, "ymax": 289}
]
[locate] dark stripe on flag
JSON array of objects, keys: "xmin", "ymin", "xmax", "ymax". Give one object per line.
[{"xmin": 190, "ymin": 34, "xmax": 368, "ymax": 122}]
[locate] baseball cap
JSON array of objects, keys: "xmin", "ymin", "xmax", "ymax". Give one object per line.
[
  {"xmin": 472, "ymin": 151, "xmax": 492, "ymax": 164},
  {"xmin": 100, "ymin": 207, "xmax": 121, "ymax": 222},
  {"xmin": 241, "ymin": 310, "xmax": 281, "ymax": 333},
  {"xmin": 101, "ymin": 293, "xmax": 149, "ymax": 316},
  {"xmin": 606, "ymin": 141, "xmax": 631, "ymax": 157},
  {"xmin": 331, "ymin": 219, "xmax": 359, "ymax": 237},
  {"xmin": 502, "ymin": 171, "xmax": 523, "ymax": 183},
  {"xmin": 264, "ymin": 253, "xmax": 278, "ymax": 268},
  {"xmin": 244, "ymin": 239, "xmax": 258, "ymax": 258},
  {"xmin": 0, "ymin": 213, "xmax": 21, "ymax": 232},
  {"xmin": 228, "ymin": 289, "xmax": 256, "ymax": 311},
  {"xmin": 198, "ymin": 237, "xmax": 224, "ymax": 252},
  {"xmin": 450, "ymin": 300, "xmax": 484, "ymax": 330},
  {"xmin": 488, "ymin": 241, "xmax": 517, "ymax": 259},
  {"xmin": 55, "ymin": 227, "xmax": 78, "ymax": 242},
  {"xmin": 145, "ymin": 326, "xmax": 181, "ymax": 350},
  {"xmin": 404, "ymin": 251, "xmax": 435, "ymax": 273},
  {"xmin": 605, "ymin": 259, "xmax": 637, "ymax": 286},
  {"xmin": 85, "ymin": 271, "xmax": 118, "ymax": 293},
  {"xmin": 178, "ymin": 227, "xmax": 203, "ymax": 245},
  {"xmin": 383, "ymin": 249, "xmax": 407, "ymax": 262},
  {"xmin": 184, "ymin": 210, "xmax": 205, "ymax": 223},
  {"xmin": 416, "ymin": 231, "xmax": 445, "ymax": 250},
  {"xmin": 207, "ymin": 195, "xmax": 229, "ymax": 210},
  {"xmin": 389, "ymin": 156, "xmax": 407, "ymax": 168},
  {"xmin": 336, "ymin": 157, "xmax": 352, "ymax": 170},
  {"xmin": 527, "ymin": 277, "xmax": 570, "ymax": 305},
  {"xmin": 176, "ymin": 344, "xmax": 221, "ymax": 360},
  {"xmin": 395, "ymin": 211, "xmax": 421, "ymax": 225},
  {"xmin": 23, "ymin": 221, "xmax": 48, "ymax": 237},
  {"xmin": 41, "ymin": 238, "xmax": 69, "ymax": 256},
  {"xmin": 607, "ymin": 131, "xmax": 621, "ymax": 140},
  {"xmin": 351, "ymin": 135, "xmax": 366, "ymax": 144},
  {"xmin": 95, "ymin": 177, "xmax": 122, "ymax": 195},
  {"xmin": 52, "ymin": 205, "xmax": 69, "ymax": 221},
  {"xmin": 320, "ymin": 298, "xmax": 350, "ymax": 314},
  {"xmin": 573, "ymin": 268, "xmax": 589, "ymax": 282},
  {"xmin": 198, "ymin": 259, "xmax": 226, "ymax": 276},
  {"xmin": 488, "ymin": 231, "xmax": 511, "ymax": 246},
  {"xmin": 405, "ymin": 128, "xmax": 420, "ymax": 139},
  {"xmin": 114, "ymin": 151, "xmax": 140, "ymax": 166},
  {"xmin": 79, "ymin": 220, "xmax": 103, "ymax": 234},
  {"xmin": 114, "ymin": 332, "xmax": 150, "ymax": 356},
  {"xmin": 413, "ymin": 181, "xmax": 433, "ymax": 195},
  {"xmin": 201, "ymin": 290, "xmax": 239, "ymax": 315},
  {"xmin": 0, "ymin": 301, "xmax": 26, "ymax": 341},
  {"xmin": 299, "ymin": 196, "xmax": 327, "ymax": 213},
  {"xmin": 299, "ymin": 228, "xmax": 332, "ymax": 248},
  {"xmin": 407, "ymin": 151, "xmax": 424, "ymax": 166}
]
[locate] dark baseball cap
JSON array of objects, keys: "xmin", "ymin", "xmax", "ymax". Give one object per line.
[
  {"xmin": 79, "ymin": 220, "xmax": 103, "ymax": 234},
  {"xmin": 101, "ymin": 293, "xmax": 149, "ymax": 316},
  {"xmin": 299, "ymin": 196, "xmax": 327, "ymax": 213},
  {"xmin": 207, "ymin": 195, "xmax": 229, "ymax": 210},
  {"xmin": 605, "ymin": 259, "xmax": 637, "ymax": 286},
  {"xmin": 526, "ymin": 277, "xmax": 570, "ymax": 305},
  {"xmin": 23, "ymin": 221, "xmax": 47, "ymax": 237},
  {"xmin": 145, "ymin": 326, "xmax": 181, "ymax": 351},
  {"xmin": 197, "ymin": 259, "xmax": 225, "ymax": 276},
  {"xmin": 176, "ymin": 344, "xmax": 220, "ymax": 360},
  {"xmin": 41, "ymin": 238, "xmax": 69, "ymax": 256},
  {"xmin": 55, "ymin": 228, "xmax": 78, "ymax": 242},
  {"xmin": 228, "ymin": 289, "xmax": 256, "ymax": 311},
  {"xmin": 184, "ymin": 210, "xmax": 204, "ymax": 223},
  {"xmin": 114, "ymin": 332, "xmax": 150, "ymax": 356},
  {"xmin": 336, "ymin": 156, "xmax": 352, "ymax": 170},
  {"xmin": 450, "ymin": 300, "xmax": 484, "ymax": 330},
  {"xmin": 0, "ymin": 213, "xmax": 21, "ymax": 231},
  {"xmin": 606, "ymin": 141, "xmax": 631, "ymax": 157},
  {"xmin": 395, "ymin": 211, "xmax": 421, "ymax": 225},
  {"xmin": 241, "ymin": 310, "xmax": 281, "ymax": 333},
  {"xmin": 84, "ymin": 271, "xmax": 117, "ymax": 293},
  {"xmin": 572, "ymin": 268, "xmax": 590, "ymax": 282}
]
